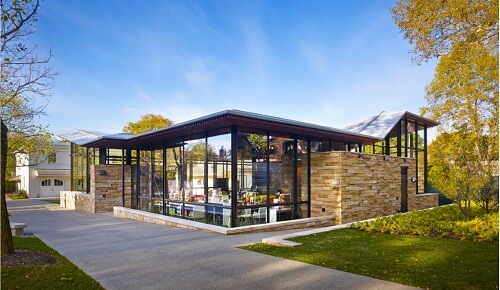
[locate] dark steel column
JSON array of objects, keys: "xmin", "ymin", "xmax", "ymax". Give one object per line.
[
  {"xmin": 150, "ymin": 145, "xmax": 154, "ymax": 207},
  {"xmin": 307, "ymin": 136, "xmax": 311, "ymax": 218},
  {"xmin": 385, "ymin": 136, "xmax": 390, "ymax": 156},
  {"xmin": 121, "ymin": 145, "xmax": 125, "ymax": 207},
  {"xmin": 415, "ymin": 123, "xmax": 419, "ymax": 194},
  {"xmin": 230, "ymin": 125, "xmax": 238, "ymax": 228},
  {"xmin": 396, "ymin": 121, "xmax": 402, "ymax": 157},
  {"xmin": 293, "ymin": 135, "xmax": 298, "ymax": 219},
  {"xmin": 204, "ymin": 133, "xmax": 209, "ymax": 219},
  {"xmin": 404, "ymin": 118, "xmax": 408, "ymax": 157},
  {"xmin": 266, "ymin": 131, "xmax": 270, "ymax": 223},
  {"xmin": 126, "ymin": 149, "xmax": 132, "ymax": 165},
  {"xmin": 136, "ymin": 148, "xmax": 140, "ymax": 209},
  {"xmin": 99, "ymin": 148, "xmax": 106, "ymax": 165},
  {"xmin": 162, "ymin": 140, "xmax": 167, "ymax": 215},
  {"xmin": 86, "ymin": 147, "xmax": 90, "ymax": 193},
  {"xmin": 70, "ymin": 143, "xmax": 74, "ymax": 191},
  {"xmin": 180, "ymin": 141, "xmax": 185, "ymax": 217},
  {"xmin": 424, "ymin": 124, "xmax": 428, "ymax": 193}
]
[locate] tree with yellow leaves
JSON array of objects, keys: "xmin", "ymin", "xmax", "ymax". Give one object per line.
[{"xmin": 392, "ymin": 0, "xmax": 498, "ymax": 217}]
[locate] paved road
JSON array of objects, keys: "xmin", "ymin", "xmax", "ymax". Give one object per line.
[{"xmin": 7, "ymin": 199, "xmax": 419, "ymax": 290}]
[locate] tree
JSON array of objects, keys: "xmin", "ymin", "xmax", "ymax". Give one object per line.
[
  {"xmin": 392, "ymin": 0, "xmax": 498, "ymax": 63},
  {"xmin": 428, "ymin": 131, "xmax": 495, "ymax": 219},
  {"xmin": 1, "ymin": 119, "xmax": 13, "ymax": 254},
  {"xmin": 122, "ymin": 114, "xmax": 173, "ymax": 134},
  {"xmin": 123, "ymin": 114, "xmax": 176, "ymax": 204},
  {"xmin": 185, "ymin": 141, "xmax": 217, "ymax": 162},
  {"xmin": 392, "ymin": 0, "xmax": 499, "ymax": 217},
  {"xmin": 1, "ymin": 0, "xmax": 55, "ymax": 254},
  {"xmin": 1, "ymin": 0, "xmax": 55, "ymax": 162}
]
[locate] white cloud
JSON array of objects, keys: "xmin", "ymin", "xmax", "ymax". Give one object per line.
[
  {"xmin": 299, "ymin": 34, "xmax": 329, "ymax": 74},
  {"xmin": 241, "ymin": 20, "xmax": 269, "ymax": 84},
  {"xmin": 182, "ymin": 57, "xmax": 216, "ymax": 92}
]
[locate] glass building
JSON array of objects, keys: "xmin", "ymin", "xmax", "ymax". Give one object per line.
[{"xmin": 60, "ymin": 110, "xmax": 437, "ymax": 228}]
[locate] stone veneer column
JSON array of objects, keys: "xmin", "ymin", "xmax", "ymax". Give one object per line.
[{"xmin": 90, "ymin": 164, "xmax": 132, "ymax": 213}]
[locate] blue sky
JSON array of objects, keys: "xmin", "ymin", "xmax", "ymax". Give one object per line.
[{"xmin": 33, "ymin": 0, "xmax": 437, "ymax": 138}]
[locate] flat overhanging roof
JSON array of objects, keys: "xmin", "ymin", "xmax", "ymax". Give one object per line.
[{"xmin": 61, "ymin": 110, "xmax": 380, "ymax": 150}]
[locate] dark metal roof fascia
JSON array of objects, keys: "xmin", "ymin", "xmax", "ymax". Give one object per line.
[
  {"xmin": 77, "ymin": 109, "xmax": 386, "ymax": 148},
  {"xmin": 225, "ymin": 110, "xmax": 379, "ymax": 141},
  {"xmin": 402, "ymin": 111, "xmax": 440, "ymax": 128}
]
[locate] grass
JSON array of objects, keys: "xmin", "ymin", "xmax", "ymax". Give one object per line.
[
  {"xmin": 242, "ymin": 229, "xmax": 498, "ymax": 289},
  {"xmin": 240, "ymin": 205, "xmax": 499, "ymax": 289},
  {"xmin": 6, "ymin": 193, "xmax": 28, "ymax": 200},
  {"xmin": 42, "ymin": 198, "xmax": 60, "ymax": 205},
  {"xmin": 1, "ymin": 237, "xmax": 104, "ymax": 290}
]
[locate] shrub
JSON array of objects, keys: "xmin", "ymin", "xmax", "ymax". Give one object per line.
[
  {"xmin": 18, "ymin": 189, "xmax": 28, "ymax": 198},
  {"xmin": 350, "ymin": 204, "xmax": 498, "ymax": 242}
]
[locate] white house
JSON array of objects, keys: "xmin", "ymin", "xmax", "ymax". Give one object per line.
[{"xmin": 15, "ymin": 142, "xmax": 71, "ymax": 198}]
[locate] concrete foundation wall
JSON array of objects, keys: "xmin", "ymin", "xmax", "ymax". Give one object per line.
[{"xmin": 310, "ymin": 151, "xmax": 438, "ymax": 224}]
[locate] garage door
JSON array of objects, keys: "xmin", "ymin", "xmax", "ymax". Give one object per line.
[{"xmin": 40, "ymin": 179, "xmax": 65, "ymax": 198}]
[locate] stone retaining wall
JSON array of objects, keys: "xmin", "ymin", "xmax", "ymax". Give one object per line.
[
  {"xmin": 60, "ymin": 191, "xmax": 94, "ymax": 212},
  {"xmin": 60, "ymin": 164, "xmax": 133, "ymax": 213},
  {"xmin": 310, "ymin": 151, "xmax": 438, "ymax": 224}
]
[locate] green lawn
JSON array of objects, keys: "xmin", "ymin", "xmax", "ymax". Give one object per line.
[
  {"xmin": 42, "ymin": 198, "xmax": 60, "ymax": 205},
  {"xmin": 241, "ymin": 205, "xmax": 499, "ymax": 289},
  {"xmin": 242, "ymin": 229, "xmax": 498, "ymax": 289},
  {"xmin": 1, "ymin": 237, "xmax": 104, "ymax": 290},
  {"xmin": 6, "ymin": 193, "xmax": 28, "ymax": 200}
]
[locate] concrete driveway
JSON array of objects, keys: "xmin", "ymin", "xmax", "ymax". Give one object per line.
[{"xmin": 6, "ymin": 199, "xmax": 419, "ymax": 290}]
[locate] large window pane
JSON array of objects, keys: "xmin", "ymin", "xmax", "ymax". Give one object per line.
[
  {"xmin": 207, "ymin": 133, "xmax": 232, "ymax": 226},
  {"xmin": 166, "ymin": 147, "xmax": 182, "ymax": 202},
  {"xmin": 165, "ymin": 146, "xmax": 183, "ymax": 217},
  {"xmin": 71, "ymin": 144, "xmax": 88, "ymax": 192},
  {"xmin": 184, "ymin": 138, "xmax": 206, "ymax": 204},
  {"xmin": 297, "ymin": 137, "xmax": 309, "ymax": 203},
  {"xmin": 235, "ymin": 131, "xmax": 269, "ymax": 226},
  {"xmin": 268, "ymin": 135, "xmax": 294, "ymax": 223}
]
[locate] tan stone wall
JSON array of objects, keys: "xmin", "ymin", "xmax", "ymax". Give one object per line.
[
  {"xmin": 60, "ymin": 191, "xmax": 94, "ymax": 212},
  {"xmin": 310, "ymin": 151, "xmax": 438, "ymax": 224},
  {"xmin": 310, "ymin": 152, "xmax": 343, "ymax": 222},
  {"xmin": 90, "ymin": 164, "xmax": 133, "ymax": 213}
]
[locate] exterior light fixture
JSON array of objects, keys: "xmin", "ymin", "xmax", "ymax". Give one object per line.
[{"xmin": 410, "ymin": 176, "xmax": 417, "ymax": 183}]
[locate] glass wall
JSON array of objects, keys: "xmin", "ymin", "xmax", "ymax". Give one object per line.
[
  {"xmin": 163, "ymin": 133, "xmax": 233, "ymax": 226},
  {"xmin": 205, "ymin": 133, "xmax": 232, "ymax": 226},
  {"xmin": 164, "ymin": 146, "xmax": 184, "ymax": 218},
  {"xmin": 235, "ymin": 131, "xmax": 269, "ymax": 226},
  {"xmin": 130, "ymin": 126, "xmax": 312, "ymax": 228},
  {"xmin": 268, "ymin": 136, "xmax": 294, "ymax": 223},
  {"xmin": 71, "ymin": 144, "xmax": 90, "ymax": 192},
  {"xmin": 137, "ymin": 150, "xmax": 151, "ymax": 212}
]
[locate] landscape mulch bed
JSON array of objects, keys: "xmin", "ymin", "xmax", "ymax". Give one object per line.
[{"xmin": 1, "ymin": 249, "xmax": 57, "ymax": 267}]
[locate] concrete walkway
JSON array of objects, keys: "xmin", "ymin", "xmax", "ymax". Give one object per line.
[{"xmin": 6, "ymin": 199, "xmax": 419, "ymax": 290}]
